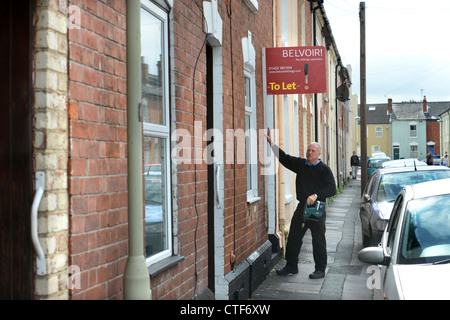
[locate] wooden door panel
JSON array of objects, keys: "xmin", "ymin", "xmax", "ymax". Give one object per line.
[{"xmin": 0, "ymin": 0, "xmax": 34, "ymax": 300}]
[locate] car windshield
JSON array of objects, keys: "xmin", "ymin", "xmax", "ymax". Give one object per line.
[
  {"xmin": 399, "ymin": 194, "xmax": 450, "ymax": 264},
  {"xmin": 376, "ymin": 170, "xmax": 450, "ymax": 202}
]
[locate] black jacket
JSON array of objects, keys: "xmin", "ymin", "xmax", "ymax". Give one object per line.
[
  {"xmin": 351, "ymin": 155, "xmax": 359, "ymax": 166},
  {"xmin": 271, "ymin": 145, "xmax": 337, "ymax": 205}
]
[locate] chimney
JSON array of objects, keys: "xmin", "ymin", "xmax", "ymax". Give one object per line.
[
  {"xmin": 423, "ymin": 96, "xmax": 427, "ymax": 113},
  {"xmin": 388, "ymin": 98, "xmax": 392, "ymax": 114}
]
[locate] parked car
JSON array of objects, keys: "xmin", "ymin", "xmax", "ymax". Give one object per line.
[
  {"xmin": 358, "ymin": 178, "xmax": 450, "ymax": 300},
  {"xmin": 367, "ymin": 156, "xmax": 391, "ymax": 178},
  {"xmin": 381, "ymin": 158, "xmax": 426, "ymax": 169},
  {"xmin": 371, "ymin": 152, "xmax": 387, "ymax": 158},
  {"xmin": 360, "ymin": 166, "xmax": 450, "ymax": 247},
  {"xmin": 433, "ymin": 154, "xmax": 441, "ymax": 165}
]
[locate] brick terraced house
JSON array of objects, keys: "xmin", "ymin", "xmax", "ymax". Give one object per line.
[{"xmin": 1, "ymin": 0, "xmax": 352, "ymax": 300}]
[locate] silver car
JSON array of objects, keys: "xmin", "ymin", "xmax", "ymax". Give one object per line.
[
  {"xmin": 358, "ymin": 178, "xmax": 450, "ymax": 300},
  {"xmin": 359, "ymin": 166, "xmax": 450, "ymax": 247}
]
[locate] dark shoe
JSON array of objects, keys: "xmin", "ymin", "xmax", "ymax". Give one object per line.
[
  {"xmin": 276, "ymin": 265, "xmax": 298, "ymax": 276},
  {"xmin": 309, "ymin": 270, "xmax": 325, "ymax": 279}
]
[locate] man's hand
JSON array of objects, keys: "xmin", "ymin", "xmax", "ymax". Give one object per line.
[
  {"xmin": 307, "ymin": 193, "xmax": 318, "ymax": 207},
  {"xmin": 265, "ymin": 128, "xmax": 273, "ymax": 147}
]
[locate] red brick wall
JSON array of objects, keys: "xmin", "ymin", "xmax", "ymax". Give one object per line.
[
  {"xmin": 219, "ymin": 0, "xmax": 273, "ymax": 274},
  {"xmin": 149, "ymin": 0, "xmax": 274, "ymax": 299},
  {"xmin": 67, "ymin": 0, "xmax": 128, "ymax": 300},
  {"xmin": 427, "ymin": 121, "xmax": 441, "ymax": 154}
]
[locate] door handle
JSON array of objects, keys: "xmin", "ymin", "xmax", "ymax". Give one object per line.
[{"xmin": 31, "ymin": 171, "xmax": 46, "ymax": 275}]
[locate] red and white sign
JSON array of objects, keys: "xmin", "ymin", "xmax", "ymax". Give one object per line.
[{"xmin": 265, "ymin": 46, "xmax": 326, "ymax": 95}]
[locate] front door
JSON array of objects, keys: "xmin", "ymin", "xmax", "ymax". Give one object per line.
[
  {"xmin": 393, "ymin": 146, "xmax": 400, "ymax": 160},
  {"xmin": 206, "ymin": 44, "xmax": 215, "ymax": 293},
  {"xmin": 0, "ymin": 0, "xmax": 35, "ymax": 299}
]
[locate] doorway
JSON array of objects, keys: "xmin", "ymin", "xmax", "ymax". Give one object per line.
[
  {"xmin": 0, "ymin": 0, "xmax": 35, "ymax": 299},
  {"xmin": 393, "ymin": 145, "xmax": 400, "ymax": 160},
  {"xmin": 206, "ymin": 44, "xmax": 215, "ymax": 293}
]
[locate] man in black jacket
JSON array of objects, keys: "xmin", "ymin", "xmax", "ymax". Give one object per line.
[
  {"xmin": 350, "ymin": 151, "xmax": 359, "ymax": 179},
  {"xmin": 266, "ymin": 128, "xmax": 336, "ymax": 278}
]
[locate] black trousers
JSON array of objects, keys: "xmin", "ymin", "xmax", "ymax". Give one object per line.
[{"xmin": 285, "ymin": 203, "xmax": 327, "ymax": 272}]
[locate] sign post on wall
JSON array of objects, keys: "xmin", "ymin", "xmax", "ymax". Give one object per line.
[{"xmin": 264, "ymin": 46, "xmax": 326, "ymax": 95}]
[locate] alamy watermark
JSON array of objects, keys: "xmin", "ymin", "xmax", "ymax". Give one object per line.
[
  {"xmin": 67, "ymin": 5, "xmax": 81, "ymax": 30},
  {"xmin": 366, "ymin": 265, "xmax": 381, "ymax": 290},
  {"xmin": 171, "ymin": 122, "xmax": 279, "ymax": 176},
  {"xmin": 67, "ymin": 265, "xmax": 81, "ymax": 290}
]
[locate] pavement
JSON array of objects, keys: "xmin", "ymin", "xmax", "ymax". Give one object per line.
[{"xmin": 253, "ymin": 170, "xmax": 381, "ymax": 300}]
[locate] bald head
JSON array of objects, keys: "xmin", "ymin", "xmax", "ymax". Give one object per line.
[{"xmin": 306, "ymin": 142, "xmax": 322, "ymax": 165}]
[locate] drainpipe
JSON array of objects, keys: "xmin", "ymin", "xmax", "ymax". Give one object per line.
[
  {"xmin": 123, "ymin": 0, "xmax": 151, "ymax": 300},
  {"xmin": 311, "ymin": 1, "xmax": 320, "ymax": 142},
  {"xmin": 335, "ymin": 63, "xmax": 340, "ymax": 188}
]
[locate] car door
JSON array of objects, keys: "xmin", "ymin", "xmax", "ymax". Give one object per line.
[
  {"xmin": 360, "ymin": 172, "xmax": 378, "ymax": 246},
  {"xmin": 380, "ymin": 193, "xmax": 404, "ymax": 299}
]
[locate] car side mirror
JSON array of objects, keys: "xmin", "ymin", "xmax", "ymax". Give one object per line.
[
  {"xmin": 364, "ymin": 194, "xmax": 371, "ymax": 202},
  {"xmin": 358, "ymin": 247, "xmax": 389, "ymax": 265}
]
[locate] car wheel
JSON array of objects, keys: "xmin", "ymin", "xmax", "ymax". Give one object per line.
[{"xmin": 361, "ymin": 220, "xmax": 371, "ymax": 247}]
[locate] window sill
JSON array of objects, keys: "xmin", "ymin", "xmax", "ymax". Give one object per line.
[
  {"xmin": 247, "ymin": 196, "xmax": 261, "ymax": 204},
  {"xmin": 285, "ymin": 194, "xmax": 293, "ymax": 204},
  {"xmin": 147, "ymin": 255, "xmax": 185, "ymax": 278}
]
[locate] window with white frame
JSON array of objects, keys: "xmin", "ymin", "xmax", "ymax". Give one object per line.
[
  {"xmin": 245, "ymin": 76, "xmax": 252, "ymax": 192},
  {"xmin": 375, "ymin": 126, "xmax": 383, "ymax": 137},
  {"xmin": 245, "ymin": 72, "xmax": 258, "ymax": 201},
  {"xmin": 243, "ymin": 32, "xmax": 259, "ymax": 202},
  {"xmin": 410, "ymin": 143, "xmax": 418, "ymax": 159},
  {"xmin": 409, "ymin": 123, "xmax": 417, "ymax": 138},
  {"xmin": 141, "ymin": 0, "xmax": 172, "ymax": 264}
]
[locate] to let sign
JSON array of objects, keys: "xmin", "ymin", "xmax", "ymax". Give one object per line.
[{"xmin": 265, "ymin": 46, "xmax": 326, "ymax": 95}]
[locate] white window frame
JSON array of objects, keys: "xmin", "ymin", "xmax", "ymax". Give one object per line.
[
  {"xmin": 244, "ymin": 70, "xmax": 259, "ymax": 202},
  {"xmin": 409, "ymin": 122, "xmax": 418, "ymax": 138},
  {"xmin": 242, "ymin": 32, "xmax": 259, "ymax": 203},
  {"xmin": 141, "ymin": 0, "xmax": 172, "ymax": 265},
  {"xmin": 410, "ymin": 142, "xmax": 419, "ymax": 159},
  {"xmin": 375, "ymin": 126, "xmax": 383, "ymax": 138}
]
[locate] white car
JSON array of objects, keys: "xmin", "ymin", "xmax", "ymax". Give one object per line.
[
  {"xmin": 381, "ymin": 158, "xmax": 427, "ymax": 169},
  {"xmin": 358, "ymin": 178, "xmax": 450, "ymax": 300}
]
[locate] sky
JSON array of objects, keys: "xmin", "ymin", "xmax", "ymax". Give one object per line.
[{"xmin": 324, "ymin": 0, "xmax": 450, "ymax": 104}]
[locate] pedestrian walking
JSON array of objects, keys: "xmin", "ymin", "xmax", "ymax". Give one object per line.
[
  {"xmin": 350, "ymin": 151, "xmax": 359, "ymax": 179},
  {"xmin": 265, "ymin": 128, "xmax": 336, "ymax": 279},
  {"xmin": 441, "ymin": 152, "xmax": 448, "ymax": 167},
  {"xmin": 426, "ymin": 151, "xmax": 433, "ymax": 165}
]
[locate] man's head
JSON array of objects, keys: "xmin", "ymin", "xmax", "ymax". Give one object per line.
[{"xmin": 306, "ymin": 142, "xmax": 321, "ymax": 165}]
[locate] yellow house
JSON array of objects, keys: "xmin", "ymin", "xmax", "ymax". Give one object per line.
[{"xmin": 365, "ymin": 103, "xmax": 391, "ymax": 158}]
